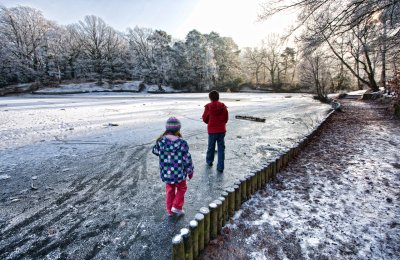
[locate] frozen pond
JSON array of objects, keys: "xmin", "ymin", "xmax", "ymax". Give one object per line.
[{"xmin": 0, "ymin": 92, "xmax": 331, "ymax": 259}]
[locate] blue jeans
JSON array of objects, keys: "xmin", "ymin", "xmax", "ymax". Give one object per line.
[{"xmin": 206, "ymin": 133, "xmax": 225, "ymax": 171}]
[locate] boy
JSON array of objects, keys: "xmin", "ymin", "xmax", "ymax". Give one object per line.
[{"xmin": 202, "ymin": 90, "xmax": 229, "ymax": 172}]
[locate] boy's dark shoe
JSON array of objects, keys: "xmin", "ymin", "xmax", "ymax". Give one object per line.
[
  {"xmin": 217, "ymin": 168, "xmax": 224, "ymax": 173},
  {"xmin": 206, "ymin": 162, "xmax": 213, "ymax": 167}
]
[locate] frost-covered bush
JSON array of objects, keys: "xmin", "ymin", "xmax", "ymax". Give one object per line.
[{"xmin": 388, "ymin": 70, "xmax": 400, "ymax": 117}]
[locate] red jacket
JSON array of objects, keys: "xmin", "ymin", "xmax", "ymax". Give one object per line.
[{"xmin": 202, "ymin": 101, "xmax": 228, "ymax": 133}]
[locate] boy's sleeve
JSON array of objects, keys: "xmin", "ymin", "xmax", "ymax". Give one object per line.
[
  {"xmin": 182, "ymin": 141, "xmax": 194, "ymax": 178},
  {"xmin": 152, "ymin": 142, "xmax": 160, "ymax": 156},
  {"xmin": 202, "ymin": 105, "xmax": 209, "ymax": 124},
  {"xmin": 223, "ymin": 105, "xmax": 229, "ymax": 123}
]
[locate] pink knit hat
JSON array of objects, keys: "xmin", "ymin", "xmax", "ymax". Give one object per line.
[{"xmin": 166, "ymin": 117, "xmax": 181, "ymax": 132}]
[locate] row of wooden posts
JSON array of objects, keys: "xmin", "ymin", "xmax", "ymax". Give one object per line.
[{"xmin": 171, "ymin": 111, "xmax": 335, "ymax": 260}]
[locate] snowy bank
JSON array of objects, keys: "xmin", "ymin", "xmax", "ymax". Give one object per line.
[
  {"xmin": 32, "ymin": 81, "xmax": 183, "ymax": 94},
  {"xmin": 0, "ymin": 83, "xmax": 37, "ymax": 96}
]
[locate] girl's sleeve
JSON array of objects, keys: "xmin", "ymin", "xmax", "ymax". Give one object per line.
[
  {"xmin": 182, "ymin": 141, "xmax": 194, "ymax": 178},
  {"xmin": 152, "ymin": 142, "xmax": 160, "ymax": 156}
]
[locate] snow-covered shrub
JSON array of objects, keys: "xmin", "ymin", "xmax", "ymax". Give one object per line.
[{"xmin": 388, "ymin": 70, "xmax": 400, "ymax": 117}]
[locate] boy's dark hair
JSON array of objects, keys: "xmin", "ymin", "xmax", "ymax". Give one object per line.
[{"xmin": 209, "ymin": 90, "xmax": 219, "ymax": 101}]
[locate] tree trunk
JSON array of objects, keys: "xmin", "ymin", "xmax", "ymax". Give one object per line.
[
  {"xmin": 363, "ymin": 49, "xmax": 379, "ymax": 92},
  {"xmin": 381, "ymin": 18, "xmax": 387, "ymax": 92}
]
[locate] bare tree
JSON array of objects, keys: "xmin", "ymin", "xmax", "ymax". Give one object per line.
[
  {"xmin": 184, "ymin": 29, "xmax": 210, "ymax": 90},
  {"xmin": 103, "ymin": 27, "xmax": 129, "ymax": 82},
  {"xmin": 127, "ymin": 26, "xmax": 154, "ymax": 82},
  {"xmin": 300, "ymin": 49, "xmax": 332, "ymax": 102},
  {"xmin": 148, "ymin": 30, "xmax": 174, "ymax": 89},
  {"xmin": 259, "ymin": 0, "xmax": 400, "ymax": 92},
  {"xmin": 297, "ymin": 6, "xmax": 380, "ymax": 91},
  {"xmin": 206, "ymin": 32, "xmax": 241, "ymax": 89},
  {"xmin": 127, "ymin": 27, "xmax": 175, "ymax": 88},
  {"xmin": 0, "ymin": 5, "xmax": 51, "ymax": 83},
  {"xmin": 261, "ymin": 34, "xmax": 284, "ymax": 85},
  {"xmin": 63, "ymin": 24, "xmax": 84, "ymax": 80},
  {"xmin": 242, "ymin": 47, "xmax": 265, "ymax": 85},
  {"xmin": 280, "ymin": 47, "xmax": 297, "ymax": 85},
  {"xmin": 259, "ymin": 0, "xmax": 399, "ymax": 38},
  {"xmin": 75, "ymin": 15, "xmax": 120, "ymax": 84}
]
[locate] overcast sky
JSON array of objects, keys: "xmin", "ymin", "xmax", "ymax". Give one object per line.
[{"xmin": 0, "ymin": 0, "xmax": 297, "ymax": 48}]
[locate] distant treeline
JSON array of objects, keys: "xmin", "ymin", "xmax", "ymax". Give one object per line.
[
  {"xmin": 1, "ymin": 2, "xmax": 399, "ymax": 99},
  {"xmin": 0, "ymin": 5, "xmax": 306, "ymax": 93}
]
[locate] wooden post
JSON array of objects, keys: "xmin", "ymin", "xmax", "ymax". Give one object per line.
[
  {"xmin": 200, "ymin": 207, "xmax": 210, "ymax": 245},
  {"xmin": 294, "ymin": 145, "xmax": 299, "ymax": 156},
  {"xmin": 245, "ymin": 174, "xmax": 252, "ymax": 198},
  {"xmin": 248, "ymin": 172, "xmax": 253, "ymax": 194},
  {"xmin": 189, "ymin": 220, "xmax": 198, "ymax": 258},
  {"xmin": 209, "ymin": 202, "xmax": 218, "ymax": 240},
  {"xmin": 261, "ymin": 164, "xmax": 267, "ymax": 185},
  {"xmin": 256, "ymin": 169, "xmax": 262, "ymax": 190},
  {"xmin": 260, "ymin": 165, "xmax": 265, "ymax": 186},
  {"xmin": 281, "ymin": 154, "xmax": 285, "ymax": 168},
  {"xmin": 239, "ymin": 177, "xmax": 247, "ymax": 201},
  {"xmin": 275, "ymin": 158, "xmax": 279, "ymax": 172},
  {"xmin": 272, "ymin": 160, "xmax": 277, "ymax": 179},
  {"xmin": 275, "ymin": 158, "xmax": 280, "ymax": 173},
  {"xmin": 221, "ymin": 191, "xmax": 229, "ymax": 222},
  {"xmin": 304, "ymin": 136, "xmax": 309, "ymax": 147},
  {"xmin": 194, "ymin": 213, "xmax": 205, "ymax": 251},
  {"xmin": 215, "ymin": 198, "xmax": 223, "ymax": 234},
  {"xmin": 254, "ymin": 170, "xmax": 259, "ymax": 192},
  {"xmin": 266, "ymin": 163, "xmax": 271, "ymax": 182},
  {"xmin": 233, "ymin": 184, "xmax": 240, "ymax": 210},
  {"xmin": 251, "ymin": 171, "xmax": 257, "ymax": 194},
  {"xmin": 225, "ymin": 187, "xmax": 235, "ymax": 218},
  {"xmin": 234, "ymin": 179, "xmax": 241, "ymax": 192},
  {"xmin": 305, "ymin": 138, "xmax": 309, "ymax": 147},
  {"xmin": 277, "ymin": 157, "xmax": 282, "ymax": 172},
  {"xmin": 234, "ymin": 180, "xmax": 242, "ymax": 207},
  {"xmin": 172, "ymin": 234, "xmax": 185, "ymax": 260},
  {"xmin": 248, "ymin": 172, "xmax": 254, "ymax": 195},
  {"xmin": 289, "ymin": 147, "xmax": 294, "ymax": 160},
  {"xmin": 180, "ymin": 228, "xmax": 193, "ymax": 260},
  {"xmin": 282, "ymin": 153, "xmax": 287, "ymax": 168}
]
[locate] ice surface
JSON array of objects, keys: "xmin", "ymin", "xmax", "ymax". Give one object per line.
[{"xmin": 0, "ymin": 92, "xmax": 332, "ymax": 259}]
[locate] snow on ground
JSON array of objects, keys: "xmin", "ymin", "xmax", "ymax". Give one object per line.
[{"xmin": 200, "ymin": 100, "xmax": 400, "ymax": 260}]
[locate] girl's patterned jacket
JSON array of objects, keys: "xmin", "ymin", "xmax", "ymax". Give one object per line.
[{"xmin": 152, "ymin": 136, "xmax": 194, "ymax": 184}]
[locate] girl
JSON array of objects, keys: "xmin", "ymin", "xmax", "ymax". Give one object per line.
[{"xmin": 152, "ymin": 117, "xmax": 194, "ymax": 216}]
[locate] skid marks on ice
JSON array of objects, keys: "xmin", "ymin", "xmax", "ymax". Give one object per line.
[{"xmin": 0, "ymin": 145, "xmax": 150, "ymax": 259}]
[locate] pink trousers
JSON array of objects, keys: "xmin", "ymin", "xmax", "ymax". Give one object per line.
[{"xmin": 165, "ymin": 181, "xmax": 187, "ymax": 214}]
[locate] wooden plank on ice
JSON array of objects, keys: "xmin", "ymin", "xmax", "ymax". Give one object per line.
[{"xmin": 235, "ymin": 115, "xmax": 266, "ymax": 122}]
